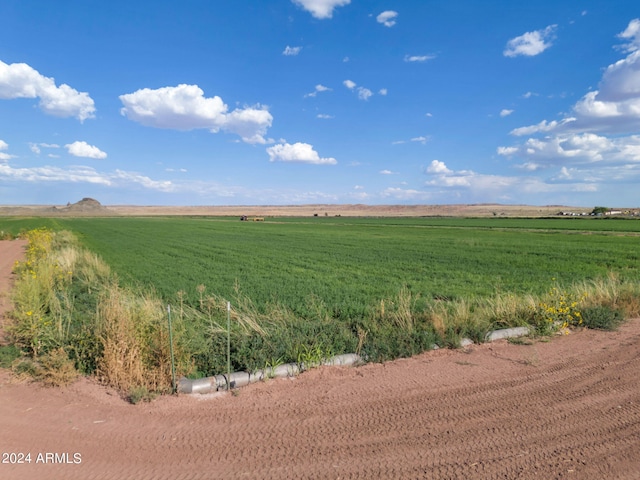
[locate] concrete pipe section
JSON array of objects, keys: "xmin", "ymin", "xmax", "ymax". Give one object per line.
[
  {"xmin": 178, "ymin": 327, "xmax": 534, "ymax": 395},
  {"xmin": 178, "ymin": 354, "xmax": 360, "ymax": 394}
]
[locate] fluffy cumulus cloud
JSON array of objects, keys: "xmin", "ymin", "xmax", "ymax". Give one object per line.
[
  {"xmin": 291, "ymin": 0, "xmax": 350, "ymax": 19},
  {"xmin": 119, "ymin": 84, "xmax": 273, "ymax": 144},
  {"xmin": 499, "ymin": 133, "xmax": 640, "ymax": 166},
  {"xmin": 0, "ymin": 60, "xmax": 96, "ymax": 121},
  {"xmin": 65, "ymin": 141, "xmax": 107, "ymax": 159},
  {"xmin": 376, "ymin": 11, "xmax": 398, "ymax": 27},
  {"xmin": 503, "ymin": 25, "xmax": 557, "ymax": 57},
  {"xmin": 500, "ymin": 109, "xmax": 514, "ymax": 117},
  {"xmin": 499, "ymin": 19, "xmax": 640, "ymax": 183},
  {"xmin": 266, "ymin": 142, "xmax": 337, "ymax": 165},
  {"xmin": 282, "ymin": 45, "xmax": 302, "ymax": 56},
  {"xmin": 427, "ymin": 160, "xmax": 452, "ymax": 174}
]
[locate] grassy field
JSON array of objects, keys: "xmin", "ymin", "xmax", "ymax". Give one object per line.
[{"xmin": 2, "ymin": 216, "xmax": 640, "ymax": 316}]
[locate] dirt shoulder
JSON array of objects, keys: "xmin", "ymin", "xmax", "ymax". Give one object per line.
[{"xmin": 1, "ymin": 240, "xmax": 640, "ymax": 479}]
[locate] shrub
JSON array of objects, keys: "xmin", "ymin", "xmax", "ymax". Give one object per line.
[
  {"xmin": 534, "ymin": 282, "xmax": 585, "ymax": 335},
  {"xmin": 580, "ymin": 306, "xmax": 624, "ymax": 331},
  {"xmin": 128, "ymin": 385, "xmax": 157, "ymax": 404},
  {"xmin": 0, "ymin": 345, "xmax": 22, "ymax": 368}
]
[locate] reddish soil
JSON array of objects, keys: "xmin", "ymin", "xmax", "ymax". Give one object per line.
[{"xmin": 1, "ymin": 240, "xmax": 640, "ymax": 479}]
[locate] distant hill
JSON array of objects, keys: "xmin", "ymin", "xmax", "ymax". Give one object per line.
[{"xmin": 65, "ymin": 197, "xmax": 104, "ymax": 212}]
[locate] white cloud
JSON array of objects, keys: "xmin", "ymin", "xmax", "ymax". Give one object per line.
[
  {"xmin": 376, "ymin": 11, "xmax": 398, "ymax": 27},
  {"xmin": 500, "ymin": 133, "xmax": 640, "ymax": 166},
  {"xmin": 378, "ymin": 88, "xmax": 388, "ymax": 96},
  {"xmin": 404, "ymin": 54, "xmax": 436, "ymax": 62},
  {"xmin": 618, "ymin": 18, "xmax": 640, "ymax": 52},
  {"xmin": 343, "ymin": 80, "xmax": 373, "ymax": 100},
  {"xmin": 29, "ymin": 142, "xmax": 60, "ymax": 155},
  {"xmin": 114, "ymin": 170, "xmax": 175, "ymax": 192},
  {"xmin": 497, "ymin": 146, "xmax": 518, "ymax": 156},
  {"xmin": 0, "ymin": 139, "xmax": 13, "ymax": 161},
  {"xmin": 426, "ymin": 160, "xmax": 452, "ymax": 174},
  {"xmin": 510, "ymin": 118, "xmax": 576, "ymax": 136},
  {"xmin": 119, "ymin": 84, "xmax": 273, "ymax": 144},
  {"xmin": 0, "ymin": 163, "xmax": 112, "ymax": 186},
  {"xmin": 379, "ymin": 169, "xmax": 395, "ymax": 175},
  {"xmin": 0, "ymin": 60, "xmax": 95, "ymax": 121},
  {"xmin": 382, "ymin": 187, "xmax": 431, "ymax": 201},
  {"xmin": 266, "ymin": 142, "xmax": 337, "ymax": 165},
  {"xmin": 500, "ymin": 109, "xmax": 514, "ymax": 117},
  {"xmin": 504, "ymin": 19, "xmax": 640, "ymax": 179},
  {"xmin": 291, "ymin": 0, "xmax": 350, "ymax": 19},
  {"xmin": 317, "ymin": 113, "xmax": 333, "ymax": 119},
  {"xmin": 343, "ymin": 79, "xmax": 356, "ymax": 89},
  {"xmin": 305, "ymin": 84, "xmax": 332, "ymax": 97},
  {"xmin": 357, "ymin": 87, "xmax": 373, "ymax": 101},
  {"xmin": 65, "ymin": 141, "xmax": 107, "ymax": 159},
  {"xmin": 504, "ymin": 25, "xmax": 557, "ymax": 57},
  {"xmin": 0, "ymin": 162, "xmax": 183, "ymax": 193},
  {"xmin": 283, "ymin": 45, "xmax": 302, "ymax": 56},
  {"xmin": 411, "ymin": 136, "xmax": 430, "ymax": 144}
]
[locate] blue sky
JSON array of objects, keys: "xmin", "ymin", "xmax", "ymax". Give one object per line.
[{"xmin": 1, "ymin": 1, "xmax": 639, "ymax": 207}]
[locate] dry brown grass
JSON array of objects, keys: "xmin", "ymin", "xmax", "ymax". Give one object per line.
[{"xmin": 0, "ymin": 203, "xmax": 593, "ymax": 218}]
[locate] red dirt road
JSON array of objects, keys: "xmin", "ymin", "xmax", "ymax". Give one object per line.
[{"xmin": 1, "ymin": 240, "xmax": 640, "ymax": 479}]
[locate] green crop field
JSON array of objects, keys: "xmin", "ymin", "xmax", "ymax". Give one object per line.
[
  {"xmin": 3, "ymin": 216, "xmax": 639, "ymax": 317},
  {"xmin": 4, "ymin": 215, "xmax": 640, "ymax": 378}
]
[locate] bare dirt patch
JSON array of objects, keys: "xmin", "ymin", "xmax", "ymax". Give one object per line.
[{"xmin": 1, "ymin": 240, "xmax": 640, "ymax": 479}]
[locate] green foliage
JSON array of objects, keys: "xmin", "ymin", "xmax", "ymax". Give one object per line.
[
  {"xmin": 580, "ymin": 306, "xmax": 624, "ymax": 331},
  {"xmin": 534, "ymin": 282, "xmax": 586, "ymax": 335},
  {"xmin": 0, "ymin": 345, "xmax": 22, "ymax": 368},
  {"xmin": 128, "ymin": 385, "xmax": 157, "ymax": 404},
  {"xmin": 3, "ymin": 218, "xmax": 640, "ymax": 392},
  {"xmin": 592, "ymin": 206, "xmax": 609, "ymax": 215}
]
